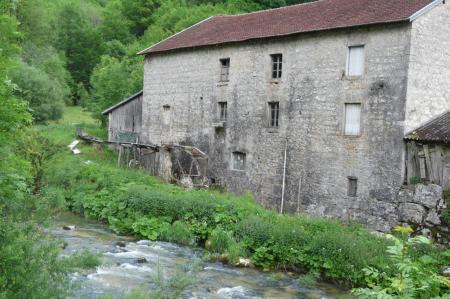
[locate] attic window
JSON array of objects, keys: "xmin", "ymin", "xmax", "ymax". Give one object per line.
[
  {"xmin": 271, "ymin": 54, "xmax": 283, "ymax": 79},
  {"xmin": 346, "ymin": 45, "xmax": 365, "ymax": 76},
  {"xmin": 232, "ymin": 152, "xmax": 246, "ymax": 171},
  {"xmin": 347, "ymin": 177, "xmax": 358, "ymax": 197},
  {"xmin": 220, "ymin": 58, "xmax": 230, "ymax": 82}
]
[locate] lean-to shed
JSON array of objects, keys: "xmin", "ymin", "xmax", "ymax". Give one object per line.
[
  {"xmin": 102, "ymin": 91, "xmax": 143, "ymax": 143},
  {"xmin": 405, "ymin": 111, "xmax": 450, "ymax": 188}
]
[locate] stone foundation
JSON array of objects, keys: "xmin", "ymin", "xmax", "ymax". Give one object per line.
[{"xmin": 397, "ymin": 184, "xmax": 448, "ymax": 244}]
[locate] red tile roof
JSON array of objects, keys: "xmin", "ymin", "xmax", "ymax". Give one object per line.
[{"xmin": 139, "ymin": 0, "xmax": 437, "ymax": 55}]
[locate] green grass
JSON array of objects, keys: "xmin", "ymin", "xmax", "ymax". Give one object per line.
[
  {"xmin": 54, "ymin": 106, "xmax": 100, "ymax": 126},
  {"xmin": 39, "ymin": 108, "xmax": 450, "ymax": 290}
]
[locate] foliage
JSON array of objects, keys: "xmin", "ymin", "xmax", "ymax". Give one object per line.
[
  {"xmin": 132, "ymin": 217, "xmax": 171, "ymax": 241},
  {"xmin": 61, "ymin": 250, "xmax": 102, "ymax": 270},
  {"xmin": 443, "ymin": 189, "xmax": 450, "ymax": 229},
  {"xmin": 159, "ymin": 221, "xmax": 193, "ymax": 246},
  {"xmin": 352, "ymin": 226, "xmax": 450, "ymax": 298}
]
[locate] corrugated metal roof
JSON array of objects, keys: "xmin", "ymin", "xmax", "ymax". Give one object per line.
[
  {"xmin": 102, "ymin": 91, "xmax": 143, "ymax": 115},
  {"xmin": 138, "ymin": 0, "xmax": 439, "ymax": 55},
  {"xmin": 405, "ymin": 111, "xmax": 450, "ymax": 143}
]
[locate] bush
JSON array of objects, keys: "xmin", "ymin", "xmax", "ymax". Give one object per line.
[
  {"xmin": 159, "ymin": 221, "xmax": 193, "ymax": 246},
  {"xmin": 353, "ymin": 226, "xmax": 450, "ymax": 298},
  {"xmin": 443, "ymin": 189, "xmax": 450, "ymax": 228},
  {"xmin": 62, "ymin": 250, "xmax": 102, "ymax": 270},
  {"xmin": 208, "ymin": 228, "xmax": 234, "ymax": 254}
]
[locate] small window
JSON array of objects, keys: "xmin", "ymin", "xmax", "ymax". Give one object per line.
[
  {"xmin": 347, "ymin": 177, "xmax": 358, "ymax": 197},
  {"xmin": 218, "ymin": 102, "xmax": 227, "ymax": 121},
  {"xmin": 268, "ymin": 102, "xmax": 280, "ymax": 128},
  {"xmin": 220, "ymin": 58, "xmax": 230, "ymax": 81},
  {"xmin": 344, "ymin": 103, "xmax": 361, "ymax": 136},
  {"xmin": 232, "ymin": 152, "xmax": 246, "ymax": 171},
  {"xmin": 271, "ymin": 54, "xmax": 283, "ymax": 79},
  {"xmin": 346, "ymin": 45, "xmax": 365, "ymax": 76}
]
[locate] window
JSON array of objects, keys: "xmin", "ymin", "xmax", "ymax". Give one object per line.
[
  {"xmin": 268, "ymin": 102, "xmax": 280, "ymax": 128},
  {"xmin": 344, "ymin": 103, "xmax": 361, "ymax": 136},
  {"xmin": 347, "ymin": 177, "xmax": 358, "ymax": 197},
  {"xmin": 346, "ymin": 45, "xmax": 365, "ymax": 76},
  {"xmin": 218, "ymin": 102, "xmax": 227, "ymax": 121},
  {"xmin": 232, "ymin": 152, "xmax": 246, "ymax": 171},
  {"xmin": 220, "ymin": 58, "xmax": 230, "ymax": 81},
  {"xmin": 271, "ymin": 54, "xmax": 283, "ymax": 79}
]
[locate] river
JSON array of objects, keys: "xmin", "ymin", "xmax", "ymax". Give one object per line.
[{"xmin": 51, "ymin": 212, "xmax": 348, "ymax": 299}]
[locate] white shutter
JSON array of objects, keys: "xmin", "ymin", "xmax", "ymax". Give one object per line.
[
  {"xmin": 347, "ymin": 46, "xmax": 365, "ymax": 76},
  {"xmin": 345, "ymin": 103, "xmax": 361, "ymax": 135}
]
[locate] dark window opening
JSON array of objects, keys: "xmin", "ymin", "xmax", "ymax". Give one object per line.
[
  {"xmin": 232, "ymin": 152, "xmax": 246, "ymax": 171},
  {"xmin": 347, "ymin": 177, "xmax": 358, "ymax": 197},
  {"xmin": 220, "ymin": 58, "xmax": 230, "ymax": 82},
  {"xmin": 268, "ymin": 102, "xmax": 280, "ymax": 128},
  {"xmin": 218, "ymin": 102, "xmax": 227, "ymax": 121},
  {"xmin": 271, "ymin": 54, "xmax": 283, "ymax": 79}
]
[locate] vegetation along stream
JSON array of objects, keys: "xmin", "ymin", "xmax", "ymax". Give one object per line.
[{"xmin": 52, "ymin": 212, "xmax": 346, "ymax": 298}]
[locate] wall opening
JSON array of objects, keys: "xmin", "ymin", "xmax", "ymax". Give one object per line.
[{"xmin": 347, "ymin": 176, "xmax": 358, "ymax": 197}]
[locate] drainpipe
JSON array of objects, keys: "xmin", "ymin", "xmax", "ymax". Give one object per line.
[{"xmin": 280, "ymin": 138, "xmax": 288, "ymax": 214}]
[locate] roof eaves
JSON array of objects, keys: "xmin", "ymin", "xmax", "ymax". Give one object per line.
[
  {"xmin": 102, "ymin": 90, "xmax": 143, "ymax": 115},
  {"xmin": 137, "ymin": 16, "xmax": 216, "ymax": 55},
  {"xmin": 409, "ymin": 0, "xmax": 443, "ymax": 21}
]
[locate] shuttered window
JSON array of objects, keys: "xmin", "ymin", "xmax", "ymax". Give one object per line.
[
  {"xmin": 344, "ymin": 103, "xmax": 361, "ymax": 136},
  {"xmin": 347, "ymin": 45, "xmax": 365, "ymax": 76}
]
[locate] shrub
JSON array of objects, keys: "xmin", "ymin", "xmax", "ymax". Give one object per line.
[
  {"xmin": 443, "ymin": 189, "xmax": 450, "ymax": 228},
  {"xmin": 62, "ymin": 250, "xmax": 102, "ymax": 270},
  {"xmin": 159, "ymin": 221, "xmax": 193, "ymax": 246},
  {"xmin": 353, "ymin": 226, "xmax": 450, "ymax": 298},
  {"xmin": 131, "ymin": 217, "xmax": 171, "ymax": 241},
  {"xmin": 208, "ymin": 228, "xmax": 235, "ymax": 254}
]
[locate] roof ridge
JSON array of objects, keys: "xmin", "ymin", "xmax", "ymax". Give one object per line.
[{"xmin": 219, "ymin": 0, "xmax": 323, "ymax": 18}]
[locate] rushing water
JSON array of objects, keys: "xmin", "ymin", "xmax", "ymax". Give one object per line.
[{"xmin": 51, "ymin": 213, "xmax": 347, "ymax": 299}]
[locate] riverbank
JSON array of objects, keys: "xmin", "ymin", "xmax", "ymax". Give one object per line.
[
  {"xmin": 52, "ymin": 211, "xmax": 347, "ymax": 298},
  {"xmin": 41, "ymin": 107, "xmax": 450, "ymax": 296}
]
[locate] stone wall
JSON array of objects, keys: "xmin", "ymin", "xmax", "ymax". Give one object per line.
[
  {"xmin": 405, "ymin": 1, "xmax": 450, "ymax": 133},
  {"xmin": 142, "ymin": 22, "xmax": 414, "ymax": 232},
  {"xmin": 398, "ymin": 184, "xmax": 448, "ymax": 244}
]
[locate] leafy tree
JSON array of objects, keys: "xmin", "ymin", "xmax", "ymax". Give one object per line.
[
  {"xmin": 89, "ymin": 52, "xmax": 143, "ymax": 124},
  {"xmin": 11, "ymin": 62, "xmax": 66, "ymax": 122},
  {"xmin": 56, "ymin": 3, "xmax": 104, "ymax": 90}
]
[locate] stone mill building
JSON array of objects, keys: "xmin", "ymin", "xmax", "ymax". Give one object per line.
[{"xmin": 104, "ymin": 0, "xmax": 450, "ymax": 233}]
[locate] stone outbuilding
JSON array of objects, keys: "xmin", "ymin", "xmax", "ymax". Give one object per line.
[{"xmin": 105, "ymin": 0, "xmax": 450, "ymax": 232}]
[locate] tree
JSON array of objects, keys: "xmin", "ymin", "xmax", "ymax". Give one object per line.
[{"xmin": 56, "ymin": 3, "xmax": 104, "ymax": 90}]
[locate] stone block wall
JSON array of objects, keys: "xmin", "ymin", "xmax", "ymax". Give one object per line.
[
  {"xmin": 405, "ymin": 1, "xmax": 450, "ymax": 133},
  {"xmin": 142, "ymin": 22, "xmax": 415, "ymax": 232},
  {"xmin": 398, "ymin": 184, "xmax": 448, "ymax": 244}
]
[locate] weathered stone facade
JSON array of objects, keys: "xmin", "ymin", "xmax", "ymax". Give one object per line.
[
  {"xmin": 139, "ymin": 3, "xmax": 449, "ymax": 232},
  {"xmin": 405, "ymin": 2, "xmax": 450, "ymax": 133}
]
